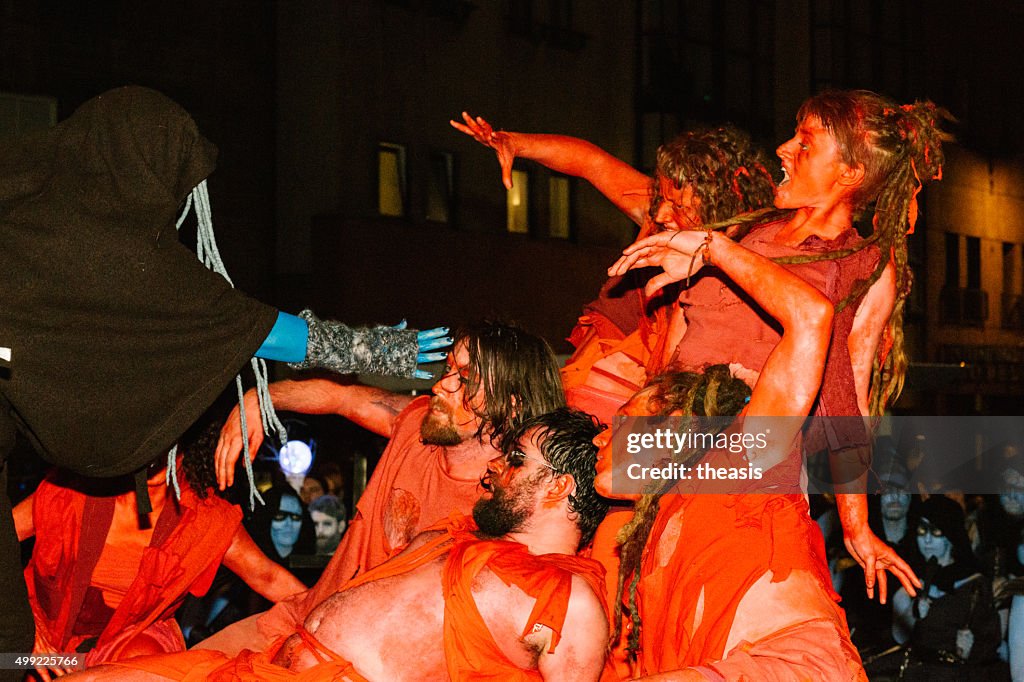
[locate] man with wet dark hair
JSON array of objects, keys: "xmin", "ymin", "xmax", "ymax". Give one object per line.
[
  {"xmin": 477, "ymin": 408, "xmax": 608, "ymax": 552},
  {"xmin": 211, "ymin": 320, "xmax": 565, "ymax": 649},
  {"xmin": 82, "ymin": 408, "xmax": 610, "ymax": 681}
]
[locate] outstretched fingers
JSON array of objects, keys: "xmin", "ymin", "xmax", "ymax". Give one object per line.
[
  {"xmin": 414, "ymin": 327, "xmax": 451, "ymax": 379},
  {"xmin": 451, "ymin": 112, "xmax": 515, "ymax": 189},
  {"xmin": 607, "ymin": 248, "xmax": 656, "ymax": 276},
  {"xmin": 417, "ymin": 326, "xmax": 452, "ymax": 348}
]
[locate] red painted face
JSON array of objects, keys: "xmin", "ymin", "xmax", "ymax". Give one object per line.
[
  {"xmin": 483, "ymin": 427, "xmax": 552, "ymax": 492},
  {"xmin": 592, "ymin": 388, "xmax": 659, "ymax": 501},
  {"xmin": 652, "ymin": 174, "xmax": 702, "ymax": 231},
  {"xmin": 774, "ymin": 116, "xmax": 853, "ymax": 210},
  {"xmin": 420, "ymin": 340, "xmax": 486, "ymax": 445}
]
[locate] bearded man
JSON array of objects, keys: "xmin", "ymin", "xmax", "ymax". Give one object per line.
[
  {"xmin": 208, "ymin": 321, "xmax": 566, "ymax": 649},
  {"xmin": 75, "ymin": 409, "xmax": 609, "ymax": 681}
]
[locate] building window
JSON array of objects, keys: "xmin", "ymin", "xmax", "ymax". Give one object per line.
[
  {"xmin": 941, "ymin": 233, "xmax": 988, "ymax": 327},
  {"xmin": 1003, "ymin": 242, "xmax": 1023, "ymax": 330},
  {"xmin": 636, "ymin": 1, "xmax": 775, "ymax": 162},
  {"xmin": 966, "ymin": 235, "xmax": 981, "ymax": 290},
  {"xmin": 426, "ymin": 151, "xmax": 455, "ymax": 224},
  {"xmin": 944, "ymin": 232, "xmax": 960, "ymax": 287},
  {"xmin": 507, "ymin": 169, "xmax": 530, "ymax": 234},
  {"xmin": 548, "ymin": 175, "xmax": 571, "ymax": 239},
  {"xmin": 378, "ymin": 143, "xmax": 407, "ymax": 217}
]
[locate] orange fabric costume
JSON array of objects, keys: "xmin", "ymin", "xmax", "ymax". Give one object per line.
[
  {"xmin": 261, "ymin": 396, "xmax": 483, "ymax": 638},
  {"xmin": 562, "ymin": 219, "xmax": 678, "ymax": 427},
  {"xmin": 26, "ymin": 472, "xmax": 242, "ymax": 666},
  {"xmin": 113, "ymin": 515, "xmax": 607, "ymax": 681},
  {"xmin": 634, "ymin": 487, "xmax": 865, "ymax": 679}
]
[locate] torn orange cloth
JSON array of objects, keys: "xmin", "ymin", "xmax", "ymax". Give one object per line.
[
  {"xmin": 703, "ymin": 617, "xmax": 868, "ymax": 681},
  {"xmin": 441, "ymin": 517, "xmax": 608, "ymax": 680},
  {"xmin": 261, "ymin": 397, "xmax": 484, "ymax": 639},
  {"xmin": 26, "ymin": 472, "xmax": 242, "ymax": 666},
  {"xmin": 115, "ymin": 514, "xmax": 606, "ymax": 681},
  {"xmin": 587, "ymin": 507, "xmax": 635, "ymax": 681},
  {"xmin": 636, "ymin": 493, "xmax": 863, "ymax": 679},
  {"xmin": 107, "ymin": 636, "xmax": 369, "ymax": 682}
]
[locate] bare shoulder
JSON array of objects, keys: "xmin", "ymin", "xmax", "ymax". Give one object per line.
[
  {"xmin": 471, "ymin": 560, "xmax": 608, "ymax": 678},
  {"xmin": 532, "ymin": 573, "xmax": 609, "ymax": 680}
]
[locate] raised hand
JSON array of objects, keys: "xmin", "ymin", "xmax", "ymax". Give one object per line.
[
  {"xmin": 607, "ymin": 230, "xmax": 710, "ymax": 297},
  {"xmin": 215, "ymin": 388, "xmax": 264, "ymax": 490},
  {"xmin": 450, "ymin": 112, "xmax": 518, "ymax": 189}
]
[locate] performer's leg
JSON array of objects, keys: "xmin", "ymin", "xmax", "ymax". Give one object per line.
[{"xmin": 0, "ymin": 418, "xmax": 35, "ymax": 680}]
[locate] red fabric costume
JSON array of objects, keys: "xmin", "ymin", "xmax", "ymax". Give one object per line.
[
  {"xmin": 262, "ymin": 396, "xmax": 483, "ymax": 638},
  {"xmin": 576, "ymin": 220, "xmax": 878, "ymax": 677},
  {"xmin": 113, "ymin": 515, "xmax": 606, "ymax": 681},
  {"xmin": 620, "ymin": 442, "xmax": 862, "ymax": 677},
  {"xmin": 671, "ymin": 219, "xmax": 878, "ymax": 428},
  {"xmin": 563, "ymin": 219, "xmax": 678, "ymax": 426},
  {"xmin": 26, "ymin": 472, "xmax": 242, "ymax": 666},
  {"xmin": 565, "ymin": 218, "xmax": 879, "ymax": 438},
  {"xmin": 635, "ymin": 491, "xmax": 866, "ymax": 679}
]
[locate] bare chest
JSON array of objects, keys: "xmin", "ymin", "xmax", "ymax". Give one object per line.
[{"xmin": 292, "ymin": 558, "xmax": 449, "ymax": 680}]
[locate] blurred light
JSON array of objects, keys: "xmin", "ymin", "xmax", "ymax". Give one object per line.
[{"xmin": 279, "ymin": 439, "xmax": 313, "ymax": 476}]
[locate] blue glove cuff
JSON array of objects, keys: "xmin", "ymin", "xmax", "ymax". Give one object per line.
[{"xmin": 255, "ymin": 311, "xmax": 309, "ymax": 363}]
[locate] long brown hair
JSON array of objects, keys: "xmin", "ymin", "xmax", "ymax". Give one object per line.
[
  {"xmin": 456, "ymin": 321, "xmax": 566, "ymax": 448},
  {"xmin": 792, "ymin": 90, "xmax": 952, "ymax": 413}
]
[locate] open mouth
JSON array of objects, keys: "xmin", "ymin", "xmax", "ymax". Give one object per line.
[{"xmin": 778, "ymin": 165, "xmax": 790, "ymax": 186}]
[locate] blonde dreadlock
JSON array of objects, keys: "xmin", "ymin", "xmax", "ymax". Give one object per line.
[{"xmin": 612, "ymin": 367, "xmax": 751, "ymax": 656}]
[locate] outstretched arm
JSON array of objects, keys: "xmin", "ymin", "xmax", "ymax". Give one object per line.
[
  {"xmin": 215, "ymin": 379, "xmax": 415, "ymax": 489},
  {"xmin": 256, "ymin": 311, "xmax": 450, "ymax": 381},
  {"xmin": 841, "ymin": 262, "xmax": 920, "ymax": 601},
  {"xmin": 222, "ymin": 526, "xmax": 306, "ymax": 603},
  {"xmin": 451, "ymin": 112, "xmax": 652, "ymax": 225}
]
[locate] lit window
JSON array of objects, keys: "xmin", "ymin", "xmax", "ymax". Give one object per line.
[
  {"xmin": 426, "ymin": 151, "xmax": 455, "ymax": 223},
  {"xmin": 507, "ymin": 169, "xmax": 529, "ymax": 234},
  {"xmin": 549, "ymin": 175, "xmax": 571, "ymax": 238},
  {"xmin": 378, "ymin": 142, "xmax": 407, "ymax": 217}
]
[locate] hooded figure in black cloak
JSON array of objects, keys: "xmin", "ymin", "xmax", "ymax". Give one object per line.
[
  {"xmin": 891, "ymin": 495, "xmax": 1006, "ymax": 681},
  {"xmin": 0, "ymin": 86, "xmax": 447, "ymax": 663}
]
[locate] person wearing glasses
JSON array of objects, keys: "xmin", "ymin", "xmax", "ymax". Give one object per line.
[
  {"xmin": 75, "ymin": 409, "xmax": 611, "ymax": 681},
  {"xmin": 207, "ymin": 320, "xmax": 566, "ymax": 653},
  {"xmin": 891, "ymin": 495, "xmax": 1005, "ymax": 680},
  {"xmin": 246, "ymin": 484, "xmax": 316, "ymax": 570}
]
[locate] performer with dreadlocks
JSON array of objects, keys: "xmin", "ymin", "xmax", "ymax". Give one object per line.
[
  {"xmin": 451, "ymin": 116, "xmax": 779, "ymax": 678},
  {"xmin": 451, "ymin": 114, "xmax": 776, "ymax": 424},
  {"xmin": 0, "ymin": 86, "xmax": 448, "ymax": 668},
  {"xmin": 598, "ymin": 225, "xmax": 866, "ymax": 679},
  {"xmin": 456, "ymin": 90, "xmax": 949, "ymax": 602}
]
